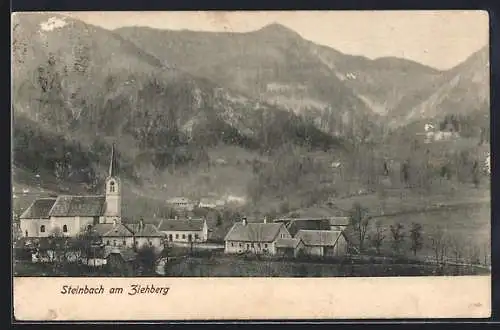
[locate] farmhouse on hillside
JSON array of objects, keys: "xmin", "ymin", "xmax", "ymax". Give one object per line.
[
  {"xmin": 20, "ymin": 144, "xmax": 122, "ymax": 238},
  {"xmin": 157, "ymin": 218, "xmax": 209, "ymax": 243},
  {"xmin": 224, "ymin": 218, "xmax": 293, "ymax": 255},
  {"xmin": 295, "ymin": 230, "xmax": 348, "ymax": 257},
  {"xmin": 166, "ymin": 197, "xmax": 196, "ymax": 211}
]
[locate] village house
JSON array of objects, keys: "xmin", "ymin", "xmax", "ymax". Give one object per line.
[
  {"xmin": 93, "ymin": 221, "xmax": 135, "ymax": 249},
  {"xmin": 166, "ymin": 197, "xmax": 196, "ymax": 211},
  {"xmin": 224, "ymin": 218, "xmax": 293, "ymax": 255},
  {"xmin": 274, "ymin": 217, "xmax": 350, "ymax": 236},
  {"xmin": 127, "ymin": 218, "xmax": 165, "ymax": 252},
  {"xmin": 275, "ymin": 238, "xmax": 304, "ymax": 258},
  {"xmin": 157, "ymin": 218, "xmax": 208, "ymax": 243},
  {"xmin": 19, "ymin": 144, "xmax": 122, "ymax": 238},
  {"xmin": 295, "ymin": 230, "xmax": 348, "ymax": 258}
]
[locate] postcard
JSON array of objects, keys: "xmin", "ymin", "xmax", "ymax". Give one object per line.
[{"xmin": 11, "ymin": 10, "xmax": 491, "ymax": 321}]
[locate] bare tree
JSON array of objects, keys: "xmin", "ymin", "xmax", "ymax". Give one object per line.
[
  {"xmin": 369, "ymin": 220, "xmax": 386, "ymax": 255},
  {"xmin": 430, "ymin": 227, "xmax": 447, "ymax": 264},
  {"xmin": 409, "ymin": 223, "xmax": 423, "ymax": 256},
  {"xmin": 390, "ymin": 223, "xmax": 405, "ymax": 255},
  {"xmin": 348, "ymin": 202, "xmax": 370, "ymax": 251}
]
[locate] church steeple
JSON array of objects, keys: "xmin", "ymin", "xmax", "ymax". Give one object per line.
[
  {"xmin": 104, "ymin": 142, "xmax": 121, "ymax": 224},
  {"xmin": 108, "ymin": 143, "xmax": 117, "ymax": 178}
]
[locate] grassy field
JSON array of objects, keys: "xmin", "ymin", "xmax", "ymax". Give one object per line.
[{"xmin": 163, "ymin": 255, "xmax": 489, "ymax": 277}]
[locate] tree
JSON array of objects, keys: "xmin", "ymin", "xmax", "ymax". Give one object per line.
[
  {"xmin": 390, "ymin": 223, "xmax": 405, "ymax": 255},
  {"xmin": 369, "ymin": 221, "xmax": 386, "ymax": 255},
  {"xmin": 401, "ymin": 161, "xmax": 410, "ymax": 186},
  {"xmin": 430, "ymin": 227, "xmax": 447, "ymax": 264},
  {"xmin": 348, "ymin": 202, "xmax": 370, "ymax": 251},
  {"xmin": 409, "ymin": 223, "xmax": 423, "ymax": 256}
]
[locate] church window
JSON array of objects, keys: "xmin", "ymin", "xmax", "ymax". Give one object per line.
[
  {"xmin": 109, "ymin": 181, "xmax": 115, "ymax": 193},
  {"xmin": 123, "ymin": 240, "xmax": 126, "ymax": 246},
  {"xmin": 25, "ymin": 230, "xmax": 28, "ymax": 237},
  {"xmin": 175, "ymin": 234, "xmax": 179, "ymax": 239},
  {"xmin": 169, "ymin": 234, "xmax": 173, "ymax": 241},
  {"xmin": 63, "ymin": 225, "xmax": 68, "ymax": 233},
  {"xmin": 40, "ymin": 225, "xmax": 45, "ymax": 233},
  {"xmin": 182, "ymin": 234, "xmax": 186, "ymax": 239},
  {"xmin": 149, "ymin": 241, "xmax": 153, "ymax": 246},
  {"xmin": 106, "ymin": 240, "xmax": 110, "ymax": 245}
]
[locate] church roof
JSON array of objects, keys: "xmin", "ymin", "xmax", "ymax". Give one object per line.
[
  {"xmin": 20, "ymin": 198, "xmax": 57, "ymax": 219},
  {"xmin": 157, "ymin": 218, "xmax": 205, "ymax": 232},
  {"xmin": 49, "ymin": 195, "xmax": 106, "ymax": 217}
]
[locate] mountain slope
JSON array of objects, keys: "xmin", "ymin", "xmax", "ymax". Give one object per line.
[
  {"xmin": 12, "ymin": 13, "xmax": 345, "ymax": 198},
  {"xmin": 390, "ymin": 46, "xmax": 489, "ymax": 126},
  {"xmin": 115, "ymin": 23, "xmax": 445, "ymax": 128}
]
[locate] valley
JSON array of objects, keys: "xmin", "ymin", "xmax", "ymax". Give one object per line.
[{"xmin": 11, "ymin": 13, "xmax": 490, "ymax": 268}]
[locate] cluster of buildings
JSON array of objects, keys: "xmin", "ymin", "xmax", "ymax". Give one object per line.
[
  {"xmin": 17, "ymin": 143, "xmax": 354, "ymax": 265},
  {"xmin": 18, "ymin": 145, "xmax": 209, "ymax": 258},
  {"xmin": 224, "ymin": 216, "xmax": 351, "ymax": 258}
]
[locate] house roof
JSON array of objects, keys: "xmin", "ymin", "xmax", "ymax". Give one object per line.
[
  {"xmin": 127, "ymin": 223, "xmax": 164, "ymax": 237},
  {"xmin": 275, "ymin": 238, "xmax": 302, "ymax": 249},
  {"xmin": 157, "ymin": 219, "xmax": 205, "ymax": 232},
  {"xmin": 93, "ymin": 223, "xmax": 134, "ymax": 237},
  {"xmin": 49, "ymin": 195, "xmax": 106, "ymax": 217},
  {"xmin": 20, "ymin": 198, "xmax": 57, "ymax": 219},
  {"xmin": 295, "ymin": 230, "xmax": 343, "ymax": 247},
  {"xmin": 104, "ymin": 247, "xmax": 137, "ymax": 261},
  {"xmin": 224, "ymin": 222, "xmax": 285, "ymax": 243},
  {"xmin": 286, "ymin": 219, "xmax": 331, "ymax": 236}
]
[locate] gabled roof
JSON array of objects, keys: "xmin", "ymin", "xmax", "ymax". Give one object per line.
[
  {"xmin": 295, "ymin": 230, "xmax": 343, "ymax": 247},
  {"xmin": 93, "ymin": 223, "xmax": 134, "ymax": 237},
  {"xmin": 49, "ymin": 195, "xmax": 106, "ymax": 217},
  {"xmin": 224, "ymin": 222, "xmax": 285, "ymax": 243},
  {"xmin": 275, "ymin": 238, "xmax": 302, "ymax": 249},
  {"xmin": 127, "ymin": 223, "xmax": 164, "ymax": 237},
  {"xmin": 20, "ymin": 198, "xmax": 57, "ymax": 219},
  {"xmin": 157, "ymin": 219, "xmax": 205, "ymax": 232},
  {"xmin": 286, "ymin": 219, "xmax": 331, "ymax": 236},
  {"xmin": 104, "ymin": 247, "xmax": 137, "ymax": 261}
]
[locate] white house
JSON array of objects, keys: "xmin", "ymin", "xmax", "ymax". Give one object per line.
[
  {"xmin": 166, "ymin": 197, "xmax": 196, "ymax": 211},
  {"xmin": 20, "ymin": 144, "xmax": 122, "ymax": 238},
  {"xmin": 295, "ymin": 230, "xmax": 348, "ymax": 258},
  {"xmin": 224, "ymin": 218, "xmax": 292, "ymax": 255},
  {"xmin": 157, "ymin": 218, "xmax": 208, "ymax": 243}
]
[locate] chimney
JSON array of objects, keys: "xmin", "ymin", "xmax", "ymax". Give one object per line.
[
  {"xmin": 242, "ymin": 217, "xmax": 247, "ymax": 226},
  {"xmin": 263, "ymin": 216, "xmax": 267, "ymax": 224},
  {"xmin": 140, "ymin": 217, "xmax": 145, "ymax": 230}
]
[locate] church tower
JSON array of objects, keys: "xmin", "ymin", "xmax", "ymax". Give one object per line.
[{"xmin": 104, "ymin": 143, "xmax": 122, "ymax": 224}]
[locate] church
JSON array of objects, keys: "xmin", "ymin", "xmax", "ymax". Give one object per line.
[{"xmin": 20, "ymin": 144, "xmax": 124, "ymax": 238}]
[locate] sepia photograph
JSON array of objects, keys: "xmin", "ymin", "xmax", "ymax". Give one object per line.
[
  {"xmin": 12, "ymin": 10, "xmax": 493, "ymax": 321},
  {"xmin": 11, "ymin": 10, "xmax": 491, "ymax": 282}
]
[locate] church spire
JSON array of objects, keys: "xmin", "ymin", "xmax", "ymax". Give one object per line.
[{"xmin": 108, "ymin": 143, "xmax": 117, "ymax": 177}]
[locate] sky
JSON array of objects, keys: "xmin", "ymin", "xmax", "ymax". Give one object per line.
[{"xmin": 63, "ymin": 11, "xmax": 489, "ymax": 70}]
